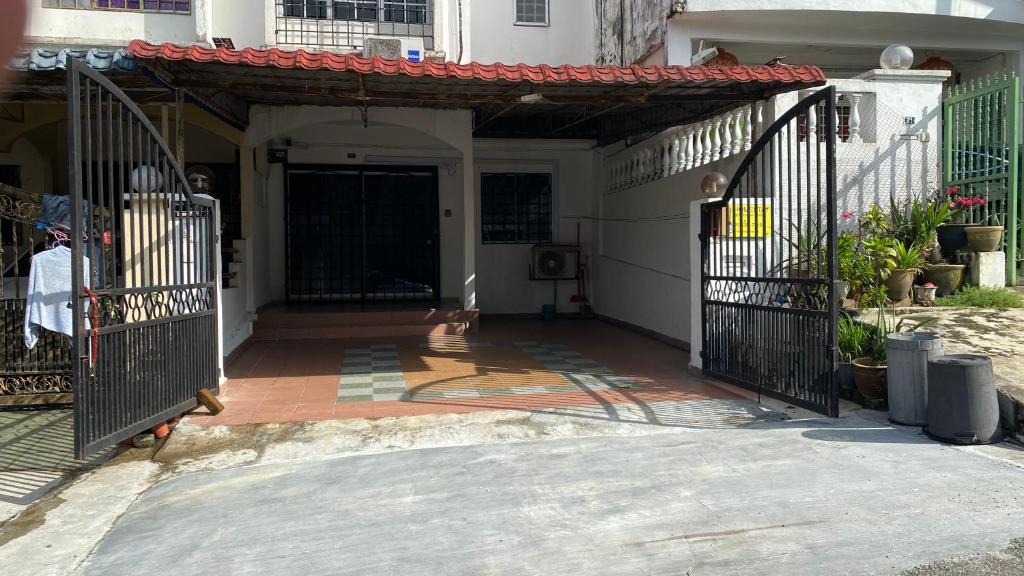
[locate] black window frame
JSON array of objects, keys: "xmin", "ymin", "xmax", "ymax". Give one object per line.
[
  {"xmin": 514, "ymin": 0, "xmax": 548, "ymax": 26},
  {"xmin": 481, "ymin": 172, "xmax": 553, "ymax": 245}
]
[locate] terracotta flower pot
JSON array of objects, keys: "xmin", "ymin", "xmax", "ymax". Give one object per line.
[
  {"xmin": 852, "ymin": 357, "xmax": 887, "ymax": 401},
  {"xmin": 885, "ymin": 269, "xmax": 915, "ymax": 302},
  {"xmin": 965, "ymin": 226, "xmax": 1004, "ymax": 252},
  {"xmin": 923, "ymin": 264, "xmax": 965, "ymax": 296}
]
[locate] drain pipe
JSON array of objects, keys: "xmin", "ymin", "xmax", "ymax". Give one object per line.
[{"xmin": 456, "ymin": 0, "xmax": 464, "ymax": 64}]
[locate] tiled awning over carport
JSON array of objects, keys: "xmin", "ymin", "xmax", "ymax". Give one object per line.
[{"xmin": 126, "ymin": 40, "xmax": 825, "ymax": 144}]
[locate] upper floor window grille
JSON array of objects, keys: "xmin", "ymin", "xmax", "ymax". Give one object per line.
[
  {"xmin": 43, "ymin": 0, "xmax": 190, "ymax": 13},
  {"xmin": 276, "ymin": 0, "xmax": 433, "ymax": 50},
  {"xmin": 798, "ymin": 95, "xmax": 852, "ymax": 142},
  {"xmin": 515, "ymin": 0, "xmax": 548, "ymax": 25}
]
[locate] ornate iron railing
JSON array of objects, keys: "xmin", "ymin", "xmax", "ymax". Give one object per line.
[{"xmin": 0, "ymin": 183, "xmax": 73, "ymax": 406}]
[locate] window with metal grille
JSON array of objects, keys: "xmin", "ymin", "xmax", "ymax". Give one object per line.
[
  {"xmin": 798, "ymin": 95, "xmax": 852, "ymax": 142},
  {"xmin": 42, "ymin": 0, "xmax": 190, "ymax": 13},
  {"xmin": 515, "ymin": 0, "xmax": 548, "ymax": 25},
  {"xmin": 276, "ymin": 0, "xmax": 434, "ymax": 50},
  {"xmin": 481, "ymin": 173, "xmax": 552, "ymax": 244}
]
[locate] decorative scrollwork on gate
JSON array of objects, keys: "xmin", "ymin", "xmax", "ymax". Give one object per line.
[{"xmin": 0, "ymin": 373, "xmax": 73, "ymax": 395}]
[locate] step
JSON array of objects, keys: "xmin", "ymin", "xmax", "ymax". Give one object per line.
[
  {"xmin": 251, "ymin": 321, "xmax": 470, "ymax": 341},
  {"xmin": 254, "ymin": 309, "xmax": 479, "ymax": 329}
]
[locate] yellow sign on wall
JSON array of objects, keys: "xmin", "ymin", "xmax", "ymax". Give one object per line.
[{"xmin": 728, "ymin": 201, "xmax": 773, "ymax": 238}]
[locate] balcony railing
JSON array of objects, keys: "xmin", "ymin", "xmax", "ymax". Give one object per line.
[{"xmin": 275, "ymin": 0, "xmax": 434, "ymax": 52}]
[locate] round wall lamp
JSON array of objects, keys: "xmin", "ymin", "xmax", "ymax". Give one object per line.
[{"xmin": 701, "ymin": 171, "xmax": 729, "ymax": 198}]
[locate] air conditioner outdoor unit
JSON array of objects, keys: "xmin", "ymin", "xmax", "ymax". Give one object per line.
[
  {"xmin": 363, "ymin": 37, "xmax": 425, "ymax": 62},
  {"xmin": 530, "ymin": 244, "xmax": 580, "ymax": 281}
]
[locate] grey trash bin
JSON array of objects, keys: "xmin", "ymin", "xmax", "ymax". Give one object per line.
[
  {"xmin": 925, "ymin": 354, "xmax": 1003, "ymax": 445},
  {"xmin": 886, "ymin": 332, "xmax": 943, "ymax": 426}
]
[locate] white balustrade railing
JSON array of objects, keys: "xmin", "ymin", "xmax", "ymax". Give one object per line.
[{"xmin": 606, "ymin": 101, "xmax": 764, "ymax": 193}]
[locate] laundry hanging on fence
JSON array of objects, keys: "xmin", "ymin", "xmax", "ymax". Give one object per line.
[
  {"xmin": 38, "ymin": 194, "xmax": 91, "ymax": 231},
  {"xmin": 24, "ymin": 245, "xmax": 91, "ymax": 349}
]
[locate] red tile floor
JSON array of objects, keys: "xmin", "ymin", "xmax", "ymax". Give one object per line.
[{"xmin": 188, "ymin": 319, "xmax": 746, "ymax": 426}]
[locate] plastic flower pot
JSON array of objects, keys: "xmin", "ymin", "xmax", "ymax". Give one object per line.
[
  {"xmin": 912, "ymin": 284, "xmax": 937, "ymax": 304},
  {"xmin": 885, "ymin": 269, "xmax": 915, "ymax": 302},
  {"xmin": 964, "ymin": 226, "xmax": 1004, "ymax": 252},
  {"xmin": 923, "ymin": 264, "xmax": 965, "ymax": 296},
  {"xmin": 852, "ymin": 357, "xmax": 887, "ymax": 401}
]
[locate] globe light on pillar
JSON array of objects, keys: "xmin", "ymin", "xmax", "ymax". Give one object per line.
[
  {"xmin": 701, "ymin": 171, "xmax": 729, "ymax": 198},
  {"xmin": 880, "ymin": 44, "xmax": 914, "ymax": 70}
]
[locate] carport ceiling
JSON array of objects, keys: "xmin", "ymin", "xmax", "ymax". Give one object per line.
[{"xmin": 128, "ymin": 41, "xmax": 825, "ymax": 146}]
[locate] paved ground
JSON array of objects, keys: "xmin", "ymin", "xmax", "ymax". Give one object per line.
[
  {"xmin": 896, "ymin": 307, "xmax": 1023, "ymax": 402},
  {"xmin": 69, "ymin": 408, "xmax": 1024, "ymax": 576},
  {"xmin": 194, "ymin": 319, "xmax": 736, "ymax": 425},
  {"xmin": 0, "ymin": 409, "xmax": 115, "ymax": 525}
]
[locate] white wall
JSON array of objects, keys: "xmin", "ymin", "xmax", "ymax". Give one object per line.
[
  {"xmin": 474, "ymin": 140, "xmax": 597, "ymax": 315},
  {"xmin": 469, "ymin": 0, "xmax": 595, "ymax": 65},
  {"xmin": 766, "ymin": 71, "xmax": 947, "ymax": 217},
  {"xmin": 592, "ymin": 153, "xmax": 739, "ymax": 345},
  {"xmin": 683, "ymin": 0, "xmax": 1024, "ymax": 24},
  {"xmin": 26, "ymin": 3, "xmax": 200, "ymax": 46},
  {"xmin": 212, "ymin": 0, "xmax": 266, "ymax": 50}
]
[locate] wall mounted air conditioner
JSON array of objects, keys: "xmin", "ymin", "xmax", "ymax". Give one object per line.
[
  {"xmin": 363, "ymin": 37, "xmax": 425, "ymax": 62},
  {"xmin": 530, "ymin": 244, "xmax": 580, "ymax": 281}
]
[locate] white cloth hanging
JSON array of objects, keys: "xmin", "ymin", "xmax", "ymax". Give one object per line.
[{"xmin": 24, "ymin": 245, "xmax": 90, "ymax": 349}]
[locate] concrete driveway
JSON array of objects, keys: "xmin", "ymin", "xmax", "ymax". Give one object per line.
[{"xmin": 76, "ymin": 409, "xmax": 1024, "ymax": 576}]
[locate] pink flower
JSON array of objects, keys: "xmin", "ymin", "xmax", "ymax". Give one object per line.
[
  {"xmin": 841, "ymin": 210, "xmax": 854, "ymax": 219},
  {"xmin": 949, "ymin": 202, "xmax": 957, "ymax": 209},
  {"xmin": 946, "ymin": 186, "xmax": 960, "ymax": 196},
  {"xmin": 979, "ymin": 197, "xmax": 988, "ymax": 206}
]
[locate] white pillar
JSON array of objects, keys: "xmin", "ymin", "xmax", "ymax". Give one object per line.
[
  {"xmin": 710, "ymin": 118, "xmax": 722, "ymax": 162},
  {"xmin": 731, "ymin": 108, "xmax": 743, "ymax": 154},
  {"xmin": 669, "ymin": 133, "xmax": 681, "ymax": 175},
  {"xmin": 684, "ymin": 127, "xmax": 695, "ymax": 170},
  {"xmin": 848, "ymin": 93, "xmax": 863, "ymax": 143},
  {"xmin": 720, "ymin": 115, "xmax": 732, "ymax": 160},
  {"xmin": 743, "ymin": 105, "xmax": 753, "ymax": 151},
  {"xmin": 462, "ymin": 149, "xmax": 477, "ymax": 310}
]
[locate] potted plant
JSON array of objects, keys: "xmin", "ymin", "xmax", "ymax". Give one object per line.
[
  {"xmin": 852, "ymin": 286, "xmax": 936, "ymax": 403},
  {"xmin": 912, "ymin": 282, "xmax": 938, "ymax": 305},
  {"xmin": 936, "ymin": 186, "xmax": 985, "ymax": 256},
  {"xmin": 965, "ymin": 225, "xmax": 1004, "ymax": 252},
  {"xmin": 837, "ymin": 314, "xmax": 868, "ymax": 396},
  {"xmin": 852, "ymin": 286, "xmax": 889, "ymax": 401},
  {"xmin": 836, "ymin": 231, "xmax": 857, "ymax": 304},
  {"xmin": 923, "ymin": 263, "xmax": 965, "ymax": 296},
  {"xmin": 890, "ymin": 196, "xmax": 951, "ymax": 263},
  {"xmin": 886, "ymin": 242, "xmax": 925, "ymax": 302}
]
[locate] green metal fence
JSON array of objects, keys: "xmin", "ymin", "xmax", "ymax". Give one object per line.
[{"xmin": 944, "ymin": 73, "xmax": 1021, "ymax": 285}]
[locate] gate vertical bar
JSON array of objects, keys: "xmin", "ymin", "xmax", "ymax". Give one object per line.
[
  {"xmin": 67, "ymin": 60, "xmax": 86, "ymax": 457},
  {"xmin": 1008, "ymin": 74, "xmax": 1020, "ymax": 285}
]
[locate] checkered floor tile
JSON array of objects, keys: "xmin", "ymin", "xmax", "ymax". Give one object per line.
[
  {"xmin": 337, "ymin": 345, "xmax": 408, "ymax": 402},
  {"xmin": 514, "ymin": 341, "xmax": 636, "ymax": 389}
]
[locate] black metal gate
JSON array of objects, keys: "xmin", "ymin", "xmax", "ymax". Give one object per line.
[
  {"xmin": 67, "ymin": 59, "xmax": 219, "ymax": 457},
  {"xmin": 286, "ymin": 166, "xmax": 439, "ymax": 302},
  {"xmin": 700, "ymin": 87, "xmax": 839, "ymax": 416}
]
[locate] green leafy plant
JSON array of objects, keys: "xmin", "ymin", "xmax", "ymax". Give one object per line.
[
  {"xmin": 890, "ymin": 242, "xmax": 925, "ymax": 272},
  {"xmin": 889, "ymin": 196, "xmax": 951, "ymax": 257},
  {"xmin": 856, "ymin": 285, "xmax": 935, "ymax": 365},
  {"xmin": 860, "ymin": 204, "xmax": 891, "ymax": 237},
  {"xmin": 936, "ymin": 286, "xmax": 1024, "ymax": 308},
  {"xmin": 838, "ymin": 314, "xmax": 869, "ymax": 362}
]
